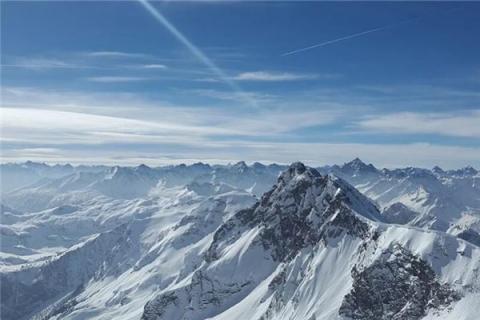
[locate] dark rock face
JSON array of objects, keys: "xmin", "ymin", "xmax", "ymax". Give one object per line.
[
  {"xmin": 457, "ymin": 229, "xmax": 480, "ymax": 247},
  {"xmin": 142, "ymin": 292, "xmax": 179, "ymax": 320},
  {"xmin": 339, "ymin": 244, "xmax": 460, "ymax": 320},
  {"xmin": 141, "ymin": 269, "xmax": 252, "ymax": 320},
  {"xmin": 381, "ymin": 202, "xmax": 418, "ymax": 225}
]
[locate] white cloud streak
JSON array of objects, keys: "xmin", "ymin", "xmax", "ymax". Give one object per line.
[
  {"xmin": 358, "ymin": 111, "xmax": 480, "ymax": 138},
  {"xmin": 192, "ymin": 89, "xmax": 276, "ymax": 104},
  {"xmin": 141, "ymin": 64, "xmax": 168, "ymax": 69},
  {"xmin": 85, "ymin": 76, "xmax": 152, "ymax": 83},
  {"xmin": 0, "ymin": 85, "xmax": 342, "ymax": 150},
  {"xmin": 233, "ymin": 71, "xmax": 318, "ymax": 82},
  {"xmin": 0, "ymin": 101, "xmax": 341, "ymax": 147},
  {"xmin": 3, "ymin": 54, "xmax": 167, "ymax": 71},
  {"xmin": 2, "ymin": 58, "xmax": 84, "ymax": 70},
  {"xmin": 0, "ymin": 107, "xmax": 235, "ymax": 145},
  {"xmin": 84, "ymin": 51, "xmax": 150, "ymax": 59}
]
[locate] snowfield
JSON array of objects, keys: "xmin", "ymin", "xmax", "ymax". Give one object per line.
[{"xmin": 1, "ymin": 160, "xmax": 479, "ymax": 320}]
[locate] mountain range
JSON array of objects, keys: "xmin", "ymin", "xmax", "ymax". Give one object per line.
[{"xmin": 1, "ymin": 160, "xmax": 479, "ymax": 320}]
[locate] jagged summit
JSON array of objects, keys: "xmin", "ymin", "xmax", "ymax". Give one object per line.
[
  {"xmin": 276, "ymin": 161, "xmax": 319, "ymax": 184},
  {"xmin": 136, "ymin": 163, "xmax": 150, "ymax": 170},
  {"xmin": 208, "ymin": 162, "xmax": 381, "ymax": 262},
  {"xmin": 252, "ymin": 162, "xmax": 266, "ymax": 169},
  {"xmin": 190, "ymin": 162, "xmax": 211, "ymax": 169},
  {"xmin": 463, "ymin": 165, "xmax": 478, "ymax": 175},
  {"xmin": 342, "ymin": 157, "xmax": 378, "ymax": 173},
  {"xmin": 134, "ymin": 164, "xmax": 155, "ymax": 175},
  {"xmin": 384, "ymin": 167, "xmax": 438, "ymax": 180},
  {"xmin": 232, "ymin": 160, "xmax": 248, "ymax": 170},
  {"xmin": 432, "ymin": 165, "xmax": 445, "ymax": 175},
  {"xmin": 23, "ymin": 160, "xmax": 48, "ymax": 167},
  {"xmin": 448, "ymin": 166, "xmax": 478, "ymax": 177},
  {"xmin": 288, "ymin": 161, "xmax": 306, "ymax": 171}
]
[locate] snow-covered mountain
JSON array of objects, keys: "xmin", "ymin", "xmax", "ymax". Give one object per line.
[
  {"xmin": 1, "ymin": 161, "xmax": 479, "ymax": 320},
  {"xmin": 319, "ymin": 158, "xmax": 480, "ymax": 246},
  {"xmin": 0, "ymin": 161, "xmax": 107, "ymax": 194},
  {"xmin": 1, "ymin": 162, "xmax": 284, "ymax": 213}
]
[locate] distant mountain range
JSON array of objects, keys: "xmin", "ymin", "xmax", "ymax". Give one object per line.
[
  {"xmin": 318, "ymin": 158, "xmax": 480, "ymax": 245},
  {"xmin": 1, "ymin": 160, "xmax": 479, "ymax": 319}
]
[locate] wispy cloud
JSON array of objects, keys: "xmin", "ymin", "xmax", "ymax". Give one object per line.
[
  {"xmin": 85, "ymin": 76, "xmax": 152, "ymax": 83},
  {"xmin": 357, "ymin": 84, "xmax": 480, "ymax": 98},
  {"xmin": 192, "ymin": 88, "xmax": 276, "ymax": 104},
  {"xmin": 233, "ymin": 71, "xmax": 318, "ymax": 82},
  {"xmin": 2, "ymin": 58, "xmax": 84, "ymax": 70},
  {"xmin": 84, "ymin": 51, "xmax": 150, "ymax": 59},
  {"xmin": 0, "ymin": 87, "xmax": 341, "ymax": 148},
  {"xmin": 0, "ymin": 107, "xmax": 230, "ymax": 146},
  {"xmin": 3, "ymin": 53, "xmax": 174, "ymax": 75},
  {"xmin": 357, "ymin": 111, "xmax": 480, "ymax": 138},
  {"xmin": 141, "ymin": 64, "xmax": 168, "ymax": 69}
]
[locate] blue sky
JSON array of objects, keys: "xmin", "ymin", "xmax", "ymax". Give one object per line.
[{"xmin": 1, "ymin": 1, "xmax": 480, "ymax": 168}]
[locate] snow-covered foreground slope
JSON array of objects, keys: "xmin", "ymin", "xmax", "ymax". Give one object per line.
[
  {"xmin": 1, "ymin": 183, "xmax": 256, "ymax": 320},
  {"xmin": 1, "ymin": 161, "xmax": 479, "ymax": 320}
]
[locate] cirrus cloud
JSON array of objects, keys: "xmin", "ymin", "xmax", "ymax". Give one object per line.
[
  {"xmin": 232, "ymin": 71, "xmax": 318, "ymax": 82},
  {"xmin": 85, "ymin": 76, "xmax": 152, "ymax": 83},
  {"xmin": 357, "ymin": 111, "xmax": 480, "ymax": 138}
]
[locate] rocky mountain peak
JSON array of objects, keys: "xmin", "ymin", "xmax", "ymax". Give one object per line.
[
  {"xmin": 135, "ymin": 164, "xmax": 152, "ymax": 173},
  {"xmin": 233, "ymin": 160, "xmax": 248, "ymax": 168},
  {"xmin": 342, "ymin": 158, "xmax": 377, "ymax": 174},
  {"xmin": 229, "ymin": 161, "xmax": 249, "ymax": 173},
  {"xmin": 432, "ymin": 165, "xmax": 444, "ymax": 174},
  {"xmin": 276, "ymin": 161, "xmax": 320, "ymax": 186},
  {"xmin": 208, "ymin": 163, "xmax": 378, "ymax": 262},
  {"xmin": 190, "ymin": 162, "xmax": 211, "ymax": 170},
  {"xmin": 23, "ymin": 160, "xmax": 48, "ymax": 168},
  {"xmin": 452, "ymin": 166, "xmax": 478, "ymax": 176},
  {"xmin": 252, "ymin": 162, "xmax": 266, "ymax": 170}
]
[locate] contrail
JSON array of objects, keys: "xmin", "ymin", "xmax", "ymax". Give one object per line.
[
  {"xmin": 282, "ymin": 18, "xmax": 417, "ymax": 57},
  {"xmin": 137, "ymin": 0, "xmax": 254, "ymax": 105}
]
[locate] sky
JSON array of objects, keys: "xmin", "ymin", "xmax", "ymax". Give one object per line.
[{"xmin": 1, "ymin": 1, "xmax": 480, "ymax": 169}]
